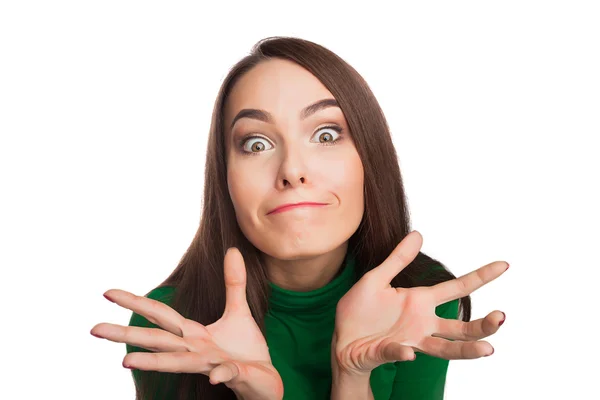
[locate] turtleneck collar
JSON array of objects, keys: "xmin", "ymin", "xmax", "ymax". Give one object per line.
[{"xmin": 267, "ymin": 252, "xmax": 356, "ymax": 314}]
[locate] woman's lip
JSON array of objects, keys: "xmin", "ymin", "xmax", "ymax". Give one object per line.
[{"xmin": 267, "ymin": 202, "xmax": 328, "ymax": 215}]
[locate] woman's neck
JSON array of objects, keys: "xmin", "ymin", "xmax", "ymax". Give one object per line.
[{"xmin": 263, "ymin": 242, "xmax": 348, "ymax": 292}]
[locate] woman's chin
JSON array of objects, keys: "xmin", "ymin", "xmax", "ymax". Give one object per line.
[{"xmin": 260, "ymin": 239, "xmax": 340, "ymax": 261}]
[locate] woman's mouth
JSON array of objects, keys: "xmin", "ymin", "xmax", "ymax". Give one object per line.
[{"xmin": 267, "ymin": 202, "xmax": 329, "ymax": 215}]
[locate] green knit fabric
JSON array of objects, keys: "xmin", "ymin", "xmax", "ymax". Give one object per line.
[{"xmin": 127, "ymin": 253, "xmax": 459, "ymax": 399}]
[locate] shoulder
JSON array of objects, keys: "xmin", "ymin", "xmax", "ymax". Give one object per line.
[
  {"xmin": 145, "ymin": 285, "xmax": 176, "ymax": 304},
  {"xmin": 126, "ymin": 286, "xmax": 176, "ymax": 354},
  {"xmin": 128, "ymin": 286, "xmax": 176, "ymax": 327},
  {"xmin": 416, "ymin": 262, "xmax": 446, "ymax": 282}
]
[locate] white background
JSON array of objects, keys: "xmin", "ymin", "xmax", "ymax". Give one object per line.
[{"xmin": 1, "ymin": 1, "xmax": 598, "ymax": 399}]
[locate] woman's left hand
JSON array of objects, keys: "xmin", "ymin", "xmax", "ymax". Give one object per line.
[{"xmin": 333, "ymin": 230, "xmax": 508, "ymax": 376}]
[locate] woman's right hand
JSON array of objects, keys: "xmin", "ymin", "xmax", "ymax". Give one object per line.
[{"xmin": 90, "ymin": 247, "xmax": 284, "ymax": 400}]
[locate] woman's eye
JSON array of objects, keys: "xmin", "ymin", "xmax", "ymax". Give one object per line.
[
  {"xmin": 310, "ymin": 125, "xmax": 342, "ymax": 145},
  {"xmin": 241, "ymin": 137, "xmax": 273, "ymax": 154},
  {"xmin": 240, "ymin": 125, "xmax": 343, "ymax": 155}
]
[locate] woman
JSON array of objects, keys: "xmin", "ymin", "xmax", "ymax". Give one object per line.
[{"xmin": 91, "ymin": 36, "xmax": 507, "ymax": 400}]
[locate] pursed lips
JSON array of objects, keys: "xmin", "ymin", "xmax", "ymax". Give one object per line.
[{"xmin": 267, "ymin": 202, "xmax": 328, "ymax": 215}]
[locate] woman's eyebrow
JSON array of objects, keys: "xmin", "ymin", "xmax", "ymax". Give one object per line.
[{"xmin": 230, "ymin": 98, "xmax": 339, "ymax": 130}]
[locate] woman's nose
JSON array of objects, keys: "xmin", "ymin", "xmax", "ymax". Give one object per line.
[{"xmin": 276, "ymin": 143, "xmax": 310, "ymax": 189}]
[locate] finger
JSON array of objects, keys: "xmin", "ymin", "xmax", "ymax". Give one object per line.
[
  {"xmin": 123, "ymin": 349, "xmax": 228, "ymax": 375},
  {"xmin": 102, "ymin": 289, "xmax": 189, "ymax": 337},
  {"xmin": 434, "ymin": 310, "xmax": 506, "ymax": 341},
  {"xmin": 223, "ymin": 248, "xmax": 251, "ymax": 316},
  {"xmin": 430, "ymin": 261, "xmax": 509, "ymax": 306},
  {"xmin": 213, "ymin": 361, "xmax": 285, "ymax": 399},
  {"xmin": 420, "ymin": 336, "xmax": 494, "ymax": 360},
  {"xmin": 379, "ymin": 340, "xmax": 416, "ymax": 363},
  {"xmin": 90, "ymin": 323, "xmax": 188, "ymax": 352},
  {"xmin": 368, "ymin": 230, "xmax": 423, "ymax": 288},
  {"xmin": 209, "ymin": 361, "xmax": 240, "ymax": 385}
]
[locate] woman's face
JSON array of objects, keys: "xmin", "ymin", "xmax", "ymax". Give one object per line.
[{"xmin": 224, "ymin": 58, "xmax": 364, "ymax": 261}]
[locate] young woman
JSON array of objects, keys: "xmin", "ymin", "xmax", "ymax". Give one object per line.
[{"xmin": 91, "ymin": 36, "xmax": 508, "ymax": 400}]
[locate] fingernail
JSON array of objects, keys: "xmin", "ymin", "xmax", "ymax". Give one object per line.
[
  {"xmin": 123, "ymin": 362, "xmax": 135, "ymax": 370},
  {"xmin": 505, "ymin": 263, "xmax": 510, "ymax": 271},
  {"xmin": 104, "ymin": 294, "xmax": 115, "ymax": 303},
  {"xmin": 498, "ymin": 312, "xmax": 506, "ymax": 327},
  {"xmin": 90, "ymin": 330, "xmax": 103, "ymax": 339},
  {"xmin": 485, "ymin": 348, "xmax": 494, "ymax": 357}
]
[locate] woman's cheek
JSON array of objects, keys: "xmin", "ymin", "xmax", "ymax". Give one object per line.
[
  {"xmin": 329, "ymin": 157, "xmax": 363, "ymax": 196},
  {"xmin": 229, "ymin": 167, "xmax": 268, "ymax": 224}
]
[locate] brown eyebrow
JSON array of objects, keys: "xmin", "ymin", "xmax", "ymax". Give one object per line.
[{"xmin": 229, "ymin": 98, "xmax": 340, "ymax": 130}]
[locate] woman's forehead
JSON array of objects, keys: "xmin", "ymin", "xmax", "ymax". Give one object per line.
[{"xmin": 224, "ymin": 59, "xmax": 335, "ymax": 126}]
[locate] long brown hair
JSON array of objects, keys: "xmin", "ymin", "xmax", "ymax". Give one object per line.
[{"xmin": 134, "ymin": 36, "xmax": 472, "ymax": 399}]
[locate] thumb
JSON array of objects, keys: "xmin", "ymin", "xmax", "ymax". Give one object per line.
[
  {"xmin": 209, "ymin": 361, "xmax": 241, "ymax": 385},
  {"xmin": 223, "ymin": 247, "xmax": 251, "ymax": 316},
  {"xmin": 379, "ymin": 340, "xmax": 416, "ymax": 363},
  {"xmin": 369, "ymin": 231, "xmax": 423, "ymax": 288}
]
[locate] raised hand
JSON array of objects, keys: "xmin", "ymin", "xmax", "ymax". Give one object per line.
[
  {"xmin": 333, "ymin": 231, "xmax": 508, "ymax": 376},
  {"xmin": 90, "ymin": 247, "xmax": 284, "ymax": 400}
]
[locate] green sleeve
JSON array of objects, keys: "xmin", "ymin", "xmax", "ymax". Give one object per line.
[
  {"xmin": 126, "ymin": 286, "xmax": 178, "ymax": 400},
  {"xmin": 389, "ymin": 298, "xmax": 460, "ymax": 400}
]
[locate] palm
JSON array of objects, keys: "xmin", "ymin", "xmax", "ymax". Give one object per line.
[
  {"xmin": 206, "ymin": 304, "xmax": 270, "ymax": 365},
  {"xmin": 91, "ymin": 248, "xmax": 284, "ymax": 399},
  {"xmin": 333, "ymin": 231, "xmax": 508, "ymax": 374}
]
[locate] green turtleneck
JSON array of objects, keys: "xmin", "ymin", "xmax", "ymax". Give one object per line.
[{"xmin": 126, "ymin": 252, "xmax": 459, "ymax": 399}]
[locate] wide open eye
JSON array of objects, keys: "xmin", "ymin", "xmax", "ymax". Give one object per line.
[
  {"xmin": 241, "ymin": 136, "xmax": 273, "ymax": 154},
  {"xmin": 310, "ymin": 125, "xmax": 343, "ymax": 145},
  {"xmin": 239, "ymin": 124, "xmax": 344, "ymax": 156}
]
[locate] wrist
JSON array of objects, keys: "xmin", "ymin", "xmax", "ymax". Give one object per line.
[
  {"xmin": 331, "ymin": 332, "xmax": 374, "ymax": 400},
  {"xmin": 231, "ymin": 387, "xmax": 248, "ymax": 400},
  {"xmin": 331, "ymin": 370, "xmax": 373, "ymax": 400},
  {"xmin": 331, "ymin": 335, "xmax": 373, "ymax": 378},
  {"xmin": 332, "ymin": 355, "xmax": 372, "ymax": 381},
  {"xmin": 332, "ymin": 369, "xmax": 371, "ymax": 384},
  {"xmin": 230, "ymin": 381, "xmax": 283, "ymax": 400},
  {"xmin": 232, "ymin": 387, "xmax": 282, "ymax": 400}
]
